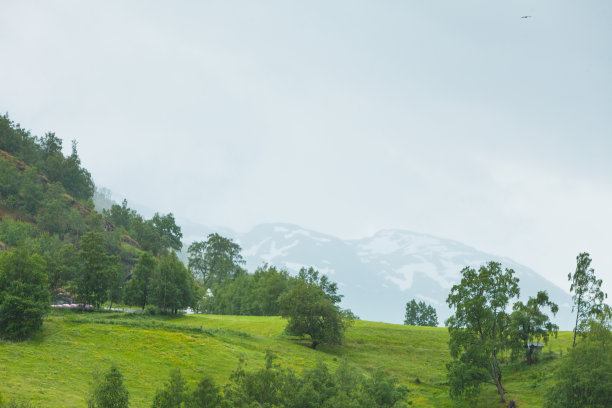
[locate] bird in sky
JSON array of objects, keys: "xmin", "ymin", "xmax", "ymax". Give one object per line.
[{"xmin": 521, "ymin": 15, "xmax": 532, "ymax": 19}]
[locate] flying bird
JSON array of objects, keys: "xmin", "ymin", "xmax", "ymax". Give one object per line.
[{"xmin": 521, "ymin": 15, "xmax": 532, "ymax": 19}]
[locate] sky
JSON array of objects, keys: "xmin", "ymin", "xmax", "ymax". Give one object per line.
[{"xmin": 1, "ymin": 1, "xmax": 611, "ymax": 295}]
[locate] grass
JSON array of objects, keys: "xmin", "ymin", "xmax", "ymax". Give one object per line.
[{"xmin": 0, "ymin": 311, "xmax": 573, "ymax": 407}]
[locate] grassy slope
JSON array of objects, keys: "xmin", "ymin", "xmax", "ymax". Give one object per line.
[{"xmin": 0, "ymin": 312, "xmax": 573, "ymax": 408}]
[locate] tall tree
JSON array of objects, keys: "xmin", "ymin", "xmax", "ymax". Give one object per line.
[
  {"xmin": 187, "ymin": 233, "xmax": 244, "ymax": 286},
  {"xmin": 569, "ymin": 252, "xmax": 608, "ymax": 347},
  {"xmin": 151, "ymin": 213, "xmax": 183, "ymax": 253},
  {"xmin": 509, "ymin": 291, "xmax": 558, "ymax": 365},
  {"xmin": 150, "ymin": 252, "xmax": 194, "ymax": 314},
  {"xmin": 124, "ymin": 252, "xmax": 157, "ymax": 310},
  {"xmin": 72, "ymin": 232, "xmax": 120, "ymax": 309},
  {"xmin": 445, "ymin": 262, "xmax": 520, "ymax": 403}
]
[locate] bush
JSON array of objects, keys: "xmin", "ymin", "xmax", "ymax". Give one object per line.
[
  {"xmin": 544, "ymin": 322, "xmax": 612, "ymax": 408},
  {"xmin": 145, "ymin": 305, "xmax": 161, "ymax": 316},
  {"xmin": 0, "ymin": 248, "xmax": 49, "ymax": 341},
  {"xmin": 87, "ymin": 365, "xmax": 129, "ymax": 408}
]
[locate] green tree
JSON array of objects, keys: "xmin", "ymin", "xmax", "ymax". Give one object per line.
[
  {"xmin": 103, "ymin": 199, "xmax": 138, "ymax": 232},
  {"xmin": 569, "ymin": 252, "xmax": 608, "ymax": 347},
  {"xmin": 544, "ymin": 321, "xmax": 612, "ymax": 408},
  {"xmin": 36, "ymin": 183, "xmax": 70, "ymax": 237},
  {"xmin": 73, "ymin": 232, "xmax": 120, "ymax": 309},
  {"xmin": 0, "ymin": 248, "xmax": 50, "ymax": 340},
  {"xmin": 124, "ymin": 252, "xmax": 157, "ymax": 309},
  {"xmin": 279, "ymin": 274, "xmax": 349, "ymax": 349},
  {"xmin": 19, "ymin": 167, "xmax": 43, "ymax": 215},
  {"xmin": 151, "ymin": 213, "xmax": 183, "ymax": 253},
  {"xmin": 152, "ymin": 369, "xmax": 185, "ymax": 408},
  {"xmin": 150, "ymin": 252, "xmax": 194, "ymax": 314},
  {"xmin": 404, "ymin": 299, "xmax": 438, "ymax": 327},
  {"xmin": 184, "ymin": 375, "xmax": 223, "ymax": 408},
  {"xmin": 509, "ymin": 291, "xmax": 558, "ymax": 365},
  {"xmin": 187, "ymin": 233, "xmax": 244, "ymax": 286},
  {"xmin": 445, "ymin": 261, "xmax": 520, "ymax": 403},
  {"xmin": 88, "ymin": 365, "xmax": 130, "ymax": 408}
]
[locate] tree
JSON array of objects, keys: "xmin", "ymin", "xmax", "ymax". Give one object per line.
[
  {"xmin": 569, "ymin": 252, "xmax": 608, "ymax": 347},
  {"xmin": 544, "ymin": 321, "xmax": 612, "ymax": 408},
  {"xmin": 151, "ymin": 213, "xmax": 183, "ymax": 253},
  {"xmin": 0, "ymin": 248, "xmax": 50, "ymax": 340},
  {"xmin": 279, "ymin": 273, "xmax": 349, "ymax": 349},
  {"xmin": 445, "ymin": 261, "xmax": 520, "ymax": 403},
  {"xmin": 297, "ymin": 267, "xmax": 342, "ymax": 305},
  {"xmin": 87, "ymin": 365, "xmax": 130, "ymax": 408},
  {"xmin": 509, "ymin": 291, "xmax": 558, "ymax": 365},
  {"xmin": 184, "ymin": 375, "xmax": 223, "ymax": 408},
  {"xmin": 150, "ymin": 252, "xmax": 194, "ymax": 314},
  {"xmin": 404, "ymin": 299, "xmax": 438, "ymax": 327},
  {"xmin": 73, "ymin": 232, "xmax": 120, "ymax": 309},
  {"xmin": 152, "ymin": 369, "xmax": 185, "ymax": 408},
  {"xmin": 124, "ymin": 252, "xmax": 157, "ymax": 309},
  {"xmin": 187, "ymin": 233, "xmax": 244, "ymax": 286}
]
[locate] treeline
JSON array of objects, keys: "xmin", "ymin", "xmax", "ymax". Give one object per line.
[{"xmin": 85, "ymin": 352, "xmax": 410, "ymax": 408}]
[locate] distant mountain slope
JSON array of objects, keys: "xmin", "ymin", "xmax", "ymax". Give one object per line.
[{"xmin": 182, "ymin": 222, "xmax": 574, "ymax": 329}]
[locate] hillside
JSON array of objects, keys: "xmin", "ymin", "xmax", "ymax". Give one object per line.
[{"xmin": 0, "ymin": 311, "xmax": 572, "ymax": 408}]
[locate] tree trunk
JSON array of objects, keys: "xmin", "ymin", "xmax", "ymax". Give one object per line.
[
  {"xmin": 490, "ymin": 354, "xmax": 506, "ymax": 403},
  {"xmin": 526, "ymin": 346, "xmax": 533, "ymax": 365},
  {"xmin": 573, "ymin": 298, "xmax": 581, "ymax": 348}
]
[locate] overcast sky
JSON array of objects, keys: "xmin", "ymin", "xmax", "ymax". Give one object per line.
[{"xmin": 1, "ymin": 1, "xmax": 611, "ymax": 295}]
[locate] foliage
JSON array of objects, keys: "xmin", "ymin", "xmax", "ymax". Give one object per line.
[
  {"xmin": 509, "ymin": 291, "xmax": 558, "ymax": 364},
  {"xmin": 0, "ymin": 115, "xmax": 94, "ymax": 201},
  {"xmin": 0, "ymin": 248, "xmax": 50, "ymax": 340},
  {"xmin": 445, "ymin": 261, "xmax": 520, "ymax": 403},
  {"xmin": 206, "ymin": 264, "xmax": 292, "ymax": 316},
  {"xmin": 149, "ymin": 252, "xmax": 195, "ymax": 314},
  {"xmin": 568, "ymin": 252, "xmax": 608, "ymax": 347},
  {"xmin": 151, "ymin": 369, "xmax": 185, "ymax": 408},
  {"xmin": 184, "ymin": 375, "xmax": 222, "ymax": 408},
  {"xmin": 87, "ymin": 365, "xmax": 130, "ymax": 408},
  {"xmin": 544, "ymin": 321, "xmax": 612, "ymax": 408},
  {"xmin": 151, "ymin": 213, "xmax": 183, "ymax": 253},
  {"xmin": 223, "ymin": 350, "xmax": 409, "ymax": 407},
  {"xmin": 404, "ymin": 299, "xmax": 438, "ymax": 327},
  {"xmin": 124, "ymin": 252, "xmax": 157, "ymax": 310},
  {"xmin": 279, "ymin": 272, "xmax": 350, "ymax": 349},
  {"xmin": 72, "ymin": 232, "xmax": 121, "ymax": 309},
  {"xmin": 188, "ymin": 233, "xmax": 244, "ymax": 286}
]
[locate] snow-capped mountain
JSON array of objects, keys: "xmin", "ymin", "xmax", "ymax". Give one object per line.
[{"xmin": 182, "ymin": 222, "xmax": 574, "ymax": 329}]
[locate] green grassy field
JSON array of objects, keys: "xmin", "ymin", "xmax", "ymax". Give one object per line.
[{"xmin": 0, "ymin": 311, "xmax": 572, "ymax": 407}]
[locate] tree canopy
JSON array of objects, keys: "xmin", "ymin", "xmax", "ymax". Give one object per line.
[
  {"xmin": 279, "ymin": 270, "xmax": 350, "ymax": 349},
  {"xmin": 404, "ymin": 299, "xmax": 438, "ymax": 327},
  {"xmin": 0, "ymin": 248, "xmax": 50, "ymax": 340},
  {"xmin": 569, "ymin": 252, "xmax": 608, "ymax": 347}
]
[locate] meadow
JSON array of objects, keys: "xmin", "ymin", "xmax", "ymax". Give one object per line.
[{"xmin": 0, "ymin": 311, "xmax": 573, "ymax": 407}]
